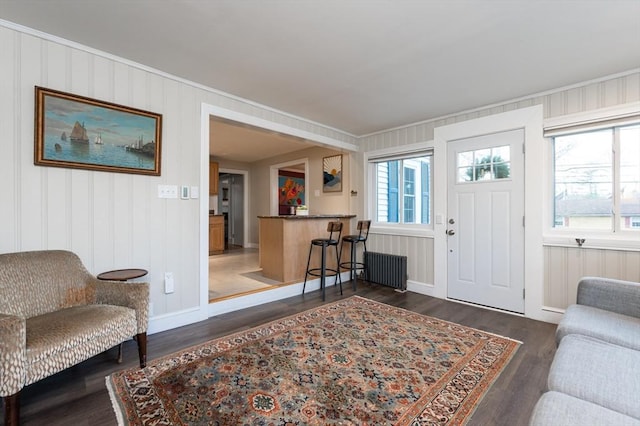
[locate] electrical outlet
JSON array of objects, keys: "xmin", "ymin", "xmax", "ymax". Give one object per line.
[{"xmin": 164, "ymin": 272, "xmax": 174, "ymax": 294}]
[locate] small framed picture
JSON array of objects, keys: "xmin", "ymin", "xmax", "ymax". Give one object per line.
[
  {"xmin": 34, "ymin": 86, "xmax": 162, "ymax": 176},
  {"xmin": 323, "ymin": 154, "xmax": 342, "ymax": 192}
]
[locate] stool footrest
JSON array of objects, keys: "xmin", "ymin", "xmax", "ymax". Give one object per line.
[
  {"xmin": 340, "ymin": 261, "xmax": 366, "ymax": 269},
  {"xmin": 306, "ymin": 267, "xmax": 340, "ymax": 278}
]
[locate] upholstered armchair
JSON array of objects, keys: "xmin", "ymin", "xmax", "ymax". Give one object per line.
[{"xmin": 0, "ymin": 250, "xmax": 149, "ymax": 426}]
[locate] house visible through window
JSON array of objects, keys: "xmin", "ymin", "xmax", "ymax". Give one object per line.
[
  {"xmin": 552, "ymin": 123, "xmax": 640, "ymax": 232},
  {"xmin": 372, "ymin": 153, "xmax": 431, "ymax": 225}
]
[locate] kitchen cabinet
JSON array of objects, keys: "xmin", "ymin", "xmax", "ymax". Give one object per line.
[
  {"xmin": 209, "ymin": 215, "xmax": 224, "ymax": 255},
  {"xmin": 209, "ymin": 161, "xmax": 219, "ymax": 195}
]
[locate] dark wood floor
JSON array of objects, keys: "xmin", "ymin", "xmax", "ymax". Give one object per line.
[{"xmin": 3, "ymin": 282, "xmax": 557, "ymax": 426}]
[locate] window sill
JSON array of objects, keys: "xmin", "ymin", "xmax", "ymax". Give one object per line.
[
  {"xmin": 543, "ymin": 234, "xmax": 640, "ymax": 252},
  {"xmin": 370, "ymin": 224, "xmax": 434, "ymax": 238}
]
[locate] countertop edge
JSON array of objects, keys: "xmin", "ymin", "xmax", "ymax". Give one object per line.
[{"xmin": 258, "ymin": 215, "xmax": 356, "ymax": 219}]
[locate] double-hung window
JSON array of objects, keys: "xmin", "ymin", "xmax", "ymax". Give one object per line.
[
  {"xmin": 549, "ymin": 121, "xmax": 639, "ymax": 234},
  {"xmin": 370, "ymin": 150, "xmax": 432, "ymax": 226}
]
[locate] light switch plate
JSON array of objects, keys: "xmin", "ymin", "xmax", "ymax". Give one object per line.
[
  {"xmin": 190, "ymin": 186, "xmax": 199, "ymax": 199},
  {"xmin": 158, "ymin": 185, "xmax": 178, "ymax": 199}
]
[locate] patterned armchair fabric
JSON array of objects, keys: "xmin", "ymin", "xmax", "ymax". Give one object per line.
[{"xmin": 0, "ymin": 250, "xmax": 149, "ymax": 424}]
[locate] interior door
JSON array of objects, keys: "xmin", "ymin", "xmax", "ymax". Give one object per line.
[{"xmin": 447, "ymin": 129, "xmax": 525, "ymax": 313}]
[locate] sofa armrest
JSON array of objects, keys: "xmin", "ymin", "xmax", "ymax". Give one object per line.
[
  {"xmin": 88, "ymin": 279, "xmax": 150, "ymax": 334},
  {"xmin": 0, "ymin": 313, "xmax": 26, "ymax": 397},
  {"xmin": 577, "ymin": 276, "xmax": 640, "ymax": 319}
]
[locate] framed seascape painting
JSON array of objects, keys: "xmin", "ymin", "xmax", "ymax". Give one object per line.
[
  {"xmin": 34, "ymin": 86, "xmax": 162, "ymax": 176},
  {"xmin": 323, "ymin": 154, "xmax": 342, "ymax": 192}
]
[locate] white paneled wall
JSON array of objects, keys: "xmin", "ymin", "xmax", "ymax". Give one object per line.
[
  {"xmin": 367, "ymin": 234, "xmax": 435, "ymax": 287},
  {"xmin": 544, "ymin": 246, "xmax": 640, "ymax": 310},
  {"xmin": 2, "ymin": 20, "xmax": 638, "ymax": 328},
  {"xmin": 359, "ymin": 71, "xmax": 640, "ymax": 319},
  {"xmin": 0, "ymin": 24, "xmax": 356, "ymax": 328}
]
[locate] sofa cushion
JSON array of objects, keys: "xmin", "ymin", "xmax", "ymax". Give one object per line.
[
  {"xmin": 529, "ymin": 391, "xmax": 640, "ymax": 426},
  {"xmin": 25, "ymin": 304, "xmax": 136, "ymax": 385},
  {"xmin": 556, "ymin": 304, "xmax": 640, "ymax": 351},
  {"xmin": 548, "ymin": 334, "xmax": 640, "ymax": 419}
]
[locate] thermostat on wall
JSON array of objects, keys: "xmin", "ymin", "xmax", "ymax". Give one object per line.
[{"xmin": 181, "ymin": 186, "xmax": 190, "ymax": 199}]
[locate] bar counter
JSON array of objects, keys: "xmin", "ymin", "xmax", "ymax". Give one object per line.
[{"xmin": 258, "ymin": 215, "xmax": 355, "ymax": 282}]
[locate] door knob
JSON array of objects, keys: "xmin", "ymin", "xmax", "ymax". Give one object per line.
[{"xmin": 446, "ymin": 229, "xmax": 455, "ymax": 236}]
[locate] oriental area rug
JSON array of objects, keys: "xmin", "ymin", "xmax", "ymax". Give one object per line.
[{"xmin": 107, "ymin": 296, "xmax": 520, "ymax": 425}]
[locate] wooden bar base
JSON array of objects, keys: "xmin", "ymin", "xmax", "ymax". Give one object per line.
[{"xmin": 258, "ymin": 215, "xmax": 354, "ymax": 283}]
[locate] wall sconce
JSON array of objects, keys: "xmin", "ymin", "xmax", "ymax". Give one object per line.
[{"xmin": 575, "ymin": 238, "xmax": 585, "ymax": 247}]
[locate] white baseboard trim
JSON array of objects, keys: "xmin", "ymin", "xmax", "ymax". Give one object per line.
[
  {"xmin": 147, "ymin": 306, "xmax": 207, "ymax": 335},
  {"xmin": 207, "ymin": 272, "xmax": 351, "ymax": 317},
  {"xmin": 535, "ymin": 307, "xmax": 564, "ymax": 324},
  {"xmin": 406, "ymin": 280, "xmax": 435, "ymax": 296}
]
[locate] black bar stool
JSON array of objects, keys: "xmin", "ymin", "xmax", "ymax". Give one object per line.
[
  {"xmin": 303, "ymin": 221, "xmax": 343, "ymax": 301},
  {"xmin": 339, "ymin": 220, "xmax": 371, "ymax": 291}
]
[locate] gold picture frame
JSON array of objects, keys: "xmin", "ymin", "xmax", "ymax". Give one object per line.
[
  {"xmin": 34, "ymin": 86, "xmax": 162, "ymax": 176},
  {"xmin": 323, "ymin": 154, "xmax": 342, "ymax": 192}
]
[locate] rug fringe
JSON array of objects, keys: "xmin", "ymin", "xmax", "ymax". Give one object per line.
[{"xmin": 106, "ymin": 376, "xmax": 126, "ymax": 426}]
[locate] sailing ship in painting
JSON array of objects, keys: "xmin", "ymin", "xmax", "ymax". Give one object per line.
[
  {"xmin": 69, "ymin": 121, "xmax": 89, "ymax": 143},
  {"xmin": 52, "ymin": 120, "xmax": 155, "ymax": 170},
  {"xmin": 125, "ymin": 135, "xmax": 155, "ymax": 158}
]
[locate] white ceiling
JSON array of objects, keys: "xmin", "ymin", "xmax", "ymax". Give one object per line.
[
  {"xmin": 210, "ymin": 118, "xmax": 316, "ymax": 163},
  {"xmin": 2, "ymin": 1, "xmax": 639, "ymax": 161}
]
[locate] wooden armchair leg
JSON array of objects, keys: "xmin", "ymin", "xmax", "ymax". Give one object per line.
[
  {"xmin": 4, "ymin": 392, "xmax": 19, "ymax": 426},
  {"xmin": 136, "ymin": 332, "xmax": 147, "ymax": 368}
]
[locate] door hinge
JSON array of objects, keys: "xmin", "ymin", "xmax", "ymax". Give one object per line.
[
  {"xmin": 523, "ymin": 288, "xmax": 526, "ymax": 299},
  {"xmin": 522, "ymin": 216, "xmax": 525, "ymax": 227},
  {"xmin": 522, "ymin": 143, "xmax": 526, "ymax": 154}
]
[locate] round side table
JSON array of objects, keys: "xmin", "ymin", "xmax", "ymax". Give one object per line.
[
  {"xmin": 97, "ymin": 268, "xmax": 148, "ymax": 363},
  {"xmin": 97, "ymin": 268, "xmax": 148, "ymax": 281}
]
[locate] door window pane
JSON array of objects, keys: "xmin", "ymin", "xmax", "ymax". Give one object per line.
[{"xmin": 457, "ymin": 145, "xmax": 511, "ymax": 182}]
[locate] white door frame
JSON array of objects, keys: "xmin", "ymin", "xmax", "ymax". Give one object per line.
[
  {"xmin": 200, "ymin": 103, "xmax": 358, "ymax": 318},
  {"xmin": 433, "ymin": 105, "xmax": 549, "ymax": 321}
]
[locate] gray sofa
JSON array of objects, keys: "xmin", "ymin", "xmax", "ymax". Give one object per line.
[{"xmin": 530, "ymin": 277, "xmax": 640, "ymax": 425}]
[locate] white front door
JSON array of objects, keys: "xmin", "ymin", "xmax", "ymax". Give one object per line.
[{"xmin": 447, "ymin": 129, "xmax": 525, "ymax": 313}]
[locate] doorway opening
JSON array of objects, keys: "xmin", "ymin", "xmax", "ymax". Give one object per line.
[
  {"xmin": 218, "ymin": 172, "xmax": 244, "ymax": 250},
  {"xmin": 201, "ymin": 104, "xmax": 359, "ymax": 316},
  {"xmin": 209, "ymin": 168, "xmax": 275, "ymax": 301},
  {"xmin": 272, "ymin": 159, "xmax": 309, "ymax": 216}
]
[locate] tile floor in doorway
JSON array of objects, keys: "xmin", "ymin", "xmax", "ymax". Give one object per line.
[{"xmin": 208, "ymin": 248, "xmax": 282, "ymax": 300}]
